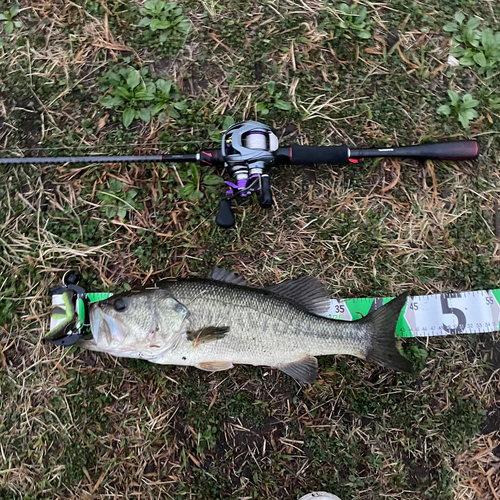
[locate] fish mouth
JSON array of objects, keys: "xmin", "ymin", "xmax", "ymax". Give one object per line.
[
  {"xmin": 89, "ymin": 302, "xmax": 125, "ymax": 344},
  {"xmin": 88, "ymin": 302, "xmax": 101, "ymax": 345}
]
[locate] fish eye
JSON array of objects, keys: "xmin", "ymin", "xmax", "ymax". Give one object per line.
[{"xmin": 114, "ymin": 299, "xmax": 127, "ymax": 312}]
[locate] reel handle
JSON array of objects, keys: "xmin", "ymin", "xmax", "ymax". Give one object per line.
[
  {"xmin": 258, "ymin": 175, "xmax": 273, "ymax": 208},
  {"xmin": 216, "ymin": 198, "xmax": 236, "ymax": 228}
]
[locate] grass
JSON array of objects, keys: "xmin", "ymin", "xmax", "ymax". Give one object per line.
[{"xmin": 1, "ymin": 0, "xmax": 500, "ymax": 498}]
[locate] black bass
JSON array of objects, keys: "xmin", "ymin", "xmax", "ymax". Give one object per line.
[{"xmin": 82, "ymin": 268, "xmax": 412, "ymax": 382}]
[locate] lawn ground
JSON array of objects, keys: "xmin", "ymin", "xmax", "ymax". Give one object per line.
[{"xmin": 1, "ymin": 0, "xmax": 500, "ymax": 498}]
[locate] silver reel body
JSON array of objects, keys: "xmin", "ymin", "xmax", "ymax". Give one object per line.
[{"xmin": 222, "ymin": 121, "xmax": 279, "ymax": 182}]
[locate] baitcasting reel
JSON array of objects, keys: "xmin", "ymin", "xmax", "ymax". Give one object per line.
[{"xmin": 216, "ymin": 121, "xmax": 280, "ymax": 227}]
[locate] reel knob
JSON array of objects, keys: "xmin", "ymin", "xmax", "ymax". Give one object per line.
[
  {"xmin": 258, "ymin": 174, "xmax": 273, "ymax": 209},
  {"xmin": 216, "ymin": 198, "xmax": 236, "ymax": 228}
]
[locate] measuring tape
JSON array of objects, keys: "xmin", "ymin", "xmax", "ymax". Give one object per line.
[
  {"xmin": 326, "ymin": 290, "xmax": 500, "ymax": 338},
  {"xmin": 50, "ymin": 290, "xmax": 500, "ymax": 339}
]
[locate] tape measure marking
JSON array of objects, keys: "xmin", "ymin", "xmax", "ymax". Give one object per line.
[{"xmin": 325, "ymin": 290, "xmax": 500, "ymax": 337}]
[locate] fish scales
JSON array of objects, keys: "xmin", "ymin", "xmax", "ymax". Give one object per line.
[{"xmin": 164, "ymin": 280, "xmax": 370, "ymax": 364}]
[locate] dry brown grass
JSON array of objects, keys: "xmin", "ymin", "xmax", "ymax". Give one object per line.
[
  {"xmin": 2, "ymin": 0, "xmax": 500, "ymax": 498},
  {"xmin": 456, "ymin": 433, "xmax": 500, "ymax": 500}
]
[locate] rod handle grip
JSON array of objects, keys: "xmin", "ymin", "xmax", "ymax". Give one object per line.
[
  {"xmin": 287, "ymin": 145, "xmax": 350, "ymax": 165},
  {"xmin": 404, "ymin": 141, "xmax": 479, "ymax": 160},
  {"xmin": 350, "ymin": 141, "xmax": 480, "ymax": 161}
]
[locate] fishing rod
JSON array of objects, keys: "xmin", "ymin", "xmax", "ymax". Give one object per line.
[{"xmin": 1, "ymin": 121, "xmax": 479, "ymax": 228}]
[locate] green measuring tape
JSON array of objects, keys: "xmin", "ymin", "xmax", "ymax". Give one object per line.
[
  {"xmin": 50, "ymin": 290, "xmax": 500, "ymax": 339},
  {"xmin": 325, "ymin": 290, "xmax": 500, "ymax": 338}
]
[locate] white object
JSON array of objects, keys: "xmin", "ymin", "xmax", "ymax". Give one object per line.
[
  {"xmin": 298, "ymin": 493, "xmax": 341, "ymax": 500},
  {"xmin": 325, "ymin": 290, "xmax": 500, "ymax": 338},
  {"xmin": 244, "ymin": 132, "xmax": 267, "ymax": 150}
]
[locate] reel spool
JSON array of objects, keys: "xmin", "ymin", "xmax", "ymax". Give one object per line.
[{"xmin": 216, "ymin": 121, "xmax": 279, "ymax": 228}]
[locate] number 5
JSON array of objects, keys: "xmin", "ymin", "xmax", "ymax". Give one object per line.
[{"xmin": 440, "ymin": 295, "xmax": 466, "ymax": 334}]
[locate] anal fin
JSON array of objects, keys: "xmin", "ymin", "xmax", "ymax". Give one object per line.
[
  {"xmin": 187, "ymin": 326, "xmax": 229, "ymax": 347},
  {"xmin": 277, "ymin": 355, "xmax": 318, "ymax": 383},
  {"xmin": 196, "ymin": 361, "xmax": 234, "ymax": 372}
]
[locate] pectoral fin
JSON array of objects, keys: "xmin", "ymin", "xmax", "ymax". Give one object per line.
[
  {"xmin": 187, "ymin": 326, "xmax": 229, "ymax": 347},
  {"xmin": 196, "ymin": 361, "xmax": 234, "ymax": 372},
  {"xmin": 277, "ymin": 355, "xmax": 318, "ymax": 383}
]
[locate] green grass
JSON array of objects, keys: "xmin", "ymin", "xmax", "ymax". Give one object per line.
[{"xmin": 1, "ymin": 0, "xmax": 500, "ymax": 498}]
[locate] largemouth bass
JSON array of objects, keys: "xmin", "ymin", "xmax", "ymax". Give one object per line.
[{"xmin": 82, "ymin": 268, "xmax": 412, "ymax": 382}]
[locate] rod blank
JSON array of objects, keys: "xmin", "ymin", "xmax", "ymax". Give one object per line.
[
  {"xmin": 0, "ymin": 154, "xmax": 198, "ymax": 165},
  {"xmin": 0, "ymin": 141, "xmax": 479, "ymax": 166}
]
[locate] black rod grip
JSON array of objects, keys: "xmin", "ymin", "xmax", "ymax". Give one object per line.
[
  {"xmin": 288, "ymin": 145, "xmax": 350, "ymax": 165},
  {"xmin": 350, "ymin": 141, "xmax": 479, "ymax": 161}
]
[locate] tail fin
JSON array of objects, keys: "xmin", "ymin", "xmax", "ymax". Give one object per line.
[{"xmin": 359, "ymin": 293, "xmax": 413, "ymax": 373}]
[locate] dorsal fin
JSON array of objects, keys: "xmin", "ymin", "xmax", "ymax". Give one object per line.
[
  {"xmin": 266, "ymin": 276, "xmax": 331, "ymax": 315},
  {"xmin": 207, "ymin": 267, "xmax": 249, "ymax": 286}
]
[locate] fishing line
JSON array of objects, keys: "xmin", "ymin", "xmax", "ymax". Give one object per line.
[{"xmin": 0, "ymin": 138, "xmax": 216, "ymax": 154}]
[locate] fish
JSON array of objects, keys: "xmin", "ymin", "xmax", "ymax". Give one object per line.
[{"xmin": 81, "ymin": 268, "xmax": 413, "ymax": 382}]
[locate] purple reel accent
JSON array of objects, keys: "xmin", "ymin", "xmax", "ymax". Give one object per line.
[
  {"xmin": 225, "ymin": 176, "xmax": 261, "ymax": 197},
  {"xmin": 225, "ymin": 180, "xmax": 237, "ymax": 195},
  {"xmin": 237, "ymin": 178, "xmax": 249, "ymax": 197}
]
